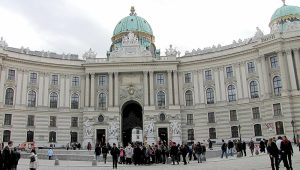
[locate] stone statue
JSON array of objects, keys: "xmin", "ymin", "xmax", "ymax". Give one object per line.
[
  {"xmin": 0, "ymin": 37, "xmax": 8, "ymax": 49},
  {"xmin": 83, "ymin": 119, "xmax": 93, "ymax": 138},
  {"xmin": 170, "ymin": 121, "xmax": 181, "ymax": 135},
  {"xmin": 108, "ymin": 122, "xmax": 118, "ymax": 139},
  {"xmin": 254, "ymin": 27, "xmax": 264, "ymax": 39},
  {"xmin": 145, "ymin": 121, "xmax": 154, "ymax": 137},
  {"xmin": 82, "ymin": 48, "xmax": 97, "ymax": 59},
  {"xmin": 165, "ymin": 44, "xmax": 178, "ymax": 56}
]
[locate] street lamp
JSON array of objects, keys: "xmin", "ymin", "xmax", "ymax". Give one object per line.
[
  {"xmin": 291, "ymin": 120, "xmax": 297, "ymax": 144},
  {"xmin": 238, "ymin": 124, "xmax": 242, "ymax": 142}
]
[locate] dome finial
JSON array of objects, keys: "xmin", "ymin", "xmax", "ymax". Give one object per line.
[
  {"xmin": 282, "ymin": 0, "xmax": 286, "ymax": 5},
  {"xmin": 130, "ymin": 6, "xmax": 137, "ymax": 16}
]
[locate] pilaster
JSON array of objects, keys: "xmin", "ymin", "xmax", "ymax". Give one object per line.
[
  {"xmin": 219, "ymin": 67, "xmax": 226, "ymax": 101},
  {"xmin": 240, "ymin": 62, "xmax": 249, "ymax": 98},
  {"xmin": 193, "ymin": 70, "xmax": 199, "ymax": 104},
  {"xmin": 16, "ymin": 69, "xmax": 23, "ymax": 105},
  {"xmin": 38, "ymin": 72, "xmax": 44, "ymax": 106},
  {"xmin": 235, "ymin": 63, "xmax": 243, "ymax": 99},
  {"xmin": 0, "ymin": 67, "xmax": 6, "ymax": 104},
  {"xmin": 261, "ymin": 56, "xmax": 270, "ymax": 98},
  {"xmin": 90, "ymin": 73, "xmax": 95, "ymax": 107},
  {"xmin": 286, "ymin": 49, "xmax": 297, "ymax": 92},
  {"xmin": 168, "ymin": 70, "xmax": 173, "ymax": 105},
  {"xmin": 213, "ymin": 68, "xmax": 221, "ymax": 102},
  {"xmin": 278, "ymin": 51, "xmax": 289, "ymax": 95},
  {"xmin": 108, "ymin": 72, "xmax": 113, "ymax": 107},
  {"xmin": 173, "ymin": 70, "xmax": 179, "ymax": 105},
  {"xmin": 65, "ymin": 74, "xmax": 70, "ymax": 108},
  {"xmin": 293, "ymin": 48, "xmax": 300, "ymax": 89},
  {"xmin": 21, "ymin": 70, "xmax": 28, "ymax": 105},
  {"xmin": 149, "ymin": 71, "xmax": 154, "ymax": 106},
  {"xmin": 43, "ymin": 73, "xmax": 49, "ymax": 106},
  {"xmin": 59, "ymin": 74, "xmax": 65, "ymax": 107},
  {"xmin": 256, "ymin": 58, "xmax": 265, "ymax": 97},
  {"xmin": 143, "ymin": 71, "xmax": 149, "ymax": 106},
  {"xmin": 85, "ymin": 73, "xmax": 90, "ymax": 107},
  {"xmin": 198, "ymin": 70, "xmax": 204, "ymax": 103},
  {"xmin": 114, "ymin": 72, "xmax": 119, "ymax": 107}
]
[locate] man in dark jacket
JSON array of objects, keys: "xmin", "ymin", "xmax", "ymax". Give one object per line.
[
  {"xmin": 110, "ymin": 143, "xmax": 120, "ymax": 169},
  {"xmin": 242, "ymin": 141, "xmax": 247, "ymax": 156},
  {"xmin": 281, "ymin": 136, "xmax": 293, "ymax": 170},
  {"xmin": 94, "ymin": 143, "xmax": 101, "ymax": 162},
  {"xmin": 267, "ymin": 138, "xmax": 279, "ymax": 170},
  {"xmin": 221, "ymin": 140, "xmax": 228, "ymax": 158},
  {"xmin": 11, "ymin": 147, "xmax": 20, "ymax": 170},
  {"xmin": 170, "ymin": 142, "xmax": 178, "ymax": 165},
  {"xmin": 180, "ymin": 144, "xmax": 188, "ymax": 165},
  {"xmin": 2, "ymin": 141, "xmax": 14, "ymax": 170},
  {"xmin": 228, "ymin": 140, "xmax": 234, "ymax": 156},
  {"xmin": 195, "ymin": 142, "xmax": 203, "ymax": 163},
  {"xmin": 102, "ymin": 144, "xmax": 109, "ymax": 164}
]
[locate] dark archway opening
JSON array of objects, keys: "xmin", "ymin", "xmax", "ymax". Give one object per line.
[{"xmin": 122, "ymin": 101, "xmax": 143, "ymax": 147}]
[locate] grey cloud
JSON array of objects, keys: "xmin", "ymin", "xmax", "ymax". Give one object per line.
[{"xmin": 1, "ymin": 0, "xmax": 111, "ymax": 57}]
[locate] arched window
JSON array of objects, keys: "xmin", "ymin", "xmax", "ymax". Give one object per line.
[
  {"xmin": 3, "ymin": 130, "xmax": 11, "ymax": 142},
  {"xmin": 185, "ymin": 90, "xmax": 193, "ymax": 106},
  {"xmin": 231, "ymin": 126, "xmax": 239, "ymax": 138},
  {"xmin": 206, "ymin": 88, "xmax": 214, "ymax": 104},
  {"xmin": 49, "ymin": 131, "xmax": 56, "ymax": 142},
  {"xmin": 28, "ymin": 90, "xmax": 36, "ymax": 107},
  {"xmin": 157, "ymin": 91, "xmax": 166, "ymax": 107},
  {"xmin": 5, "ymin": 88, "xmax": 14, "ymax": 105},
  {"xmin": 27, "ymin": 131, "xmax": 34, "ymax": 142},
  {"xmin": 71, "ymin": 93, "xmax": 79, "ymax": 109},
  {"xmin": 99, "ymin": 93, "xmax": 106, "ymax": 110},
  {"xmin": 228, "ymin": 85, "xmax": 236, "ymax": 102},
  {"xmin": 49, "ymin": 92, "xmax": 58, "ymax": 108},
  {"xmin": 250, "ymin": 81, "xmax": 259, "ymax": 98},
  {"xmin": 275, "ymin": 121, "xmax": 284, "ymax": 135},
  {"xmin": 254, "ymin": 124, "xmax": 262, "ymax": 136},
  {"xmin": 209, "ymin": 128, "xmax": 216, "ymax": 139},
  {"xmin": 273, "ymin": 76, "xmax": 282, "ymax": 96}
]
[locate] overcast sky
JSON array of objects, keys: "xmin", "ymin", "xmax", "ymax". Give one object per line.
[{"xmin": 0, "ymin": 0, "xmax": 299, "ymax": 58}]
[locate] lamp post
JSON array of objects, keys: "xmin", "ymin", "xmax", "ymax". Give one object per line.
[
  {"xmin": 238, "ymin": 124, "xmax": 242, "ymax": 142},
  {"xmin": 291, "ymin": 120, "xmax": 296, "ymax": 145}
]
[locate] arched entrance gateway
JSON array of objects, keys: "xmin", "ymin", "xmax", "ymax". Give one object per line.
[{"xmin": 121, "ymin": 100, "xmax": 143, "ymax": 146}]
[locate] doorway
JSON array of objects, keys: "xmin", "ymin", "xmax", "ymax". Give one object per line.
[
  {"xmin": 96, "ymin": 129, "xmax": 106, "ymax": 146},
  {"xmin": 122, "ymin": 101, "xmax": 143, "ymax": 147},
  {"xmin": 158, "ymin": 128, "xmax": 168, "ymax": 145}
]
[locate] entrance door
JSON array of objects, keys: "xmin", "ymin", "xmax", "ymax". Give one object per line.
[
  {"xmin": 122, "ymin": 101, "xmax": 143, "ymax": 147},
  {"xmin": 96, "ymin": 129, "xmax": 106, "ymax": 146},
  {"xmin": 158, "ymin": 128, "xmax": 168, "ymax": 145}
]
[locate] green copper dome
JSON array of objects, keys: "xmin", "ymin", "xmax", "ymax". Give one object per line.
[
  {"xmin": 113, "ymin": 8, "xmax": 153, "ymax": 36},
  {"xmin": 271, "ymin": 5, "xmax": 300, "ymax": 22}
]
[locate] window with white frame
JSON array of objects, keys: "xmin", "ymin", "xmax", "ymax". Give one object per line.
[
  {"xmin": 4, "ymin": 114, "xmax": 12, "ymax": 125},
  {"xmin": 99, "ymin": 75, "xmax": 107, "ymax": 86},
  {"xmin": 252, "ymin": 107, "xmax": 260, "ymax": 119},
  {"xmin": 205, "ymin": 70, "xmax": 212, "ymax": 80},
  {"xmin": 71, "ymin": 93, "xmax": 79, "ymax": 109},
  {"xmin": 49, "ymin": 92, "xmax": 58, "ymax": 108},
  {"xmin": 250, "ymin": 81, "xmax": 259, "ymax": 98},
  {"xmin": 28, "ymin": 90, "xmax": 36, "ymax": 107},
  {"xmin": 3, "ymin": 130, "xmax": 11, "ymax": 142},
  {"xmin": 184, "ymin": 72, "xmax": 192, "ymax": 83},
  {"xmin": 275, "ymin": 121, "xmax": 284, "ymax": 135},
  {"xmin": 185, "ymin": 90, "xmax": 193, "ymax": 106},
  {"xmin": 157, "ymin": 91, "xmax": 166, "ymax": 107},
  {"xmin": 72, "ymin": 76, "xmax": 80, "ymax": 86},
  {"xmin": 49, "ymin": 131, "xmax": 56, "ymax": 142},
  {"xmin": 71, "ymin": 117, "xmax": 78, "ymax": 127},
  {"xmin": 187, "ymin": 114, "xmax": 193, "ymax": 125},
  {"xmin": 49, "ymin": 116, "xmax": 56, "ymax": 127},
  {"xmin": 156, "ymin": 73, "xmax": 165, "ymax": 85},
  {"xmin": 208, "ymin": 112, "xmax": 215, "ymax": 123},
  {"xmin": 230, "ymin": 110, "xmax": 237, "ymax": 121},
  {"xmin": 8, "ymin": 69, "xmax": 15, "ymax": 81},
  {"xmin": 5, "ymin": 88, "xmax": 14, "ymax": 105},
  {"xmin": 188, "ymin": 129, "xmax": 194, "ymax": 140},
  {"xmin": 231, "ymin": 126, "xmax": 239, "ymax": 138},
  {"xmin": 206, "ymin": 88, "xmax": 214, "ymax": 104},
  {"xmin": 273, "ymin": 103, "xmax": 281, "ymax": 116},
  {"xmin": 51, "ymin": 75, "xmax": 59, "ymax": 85},
  {"xmin": 209, "ymin": 128, "xmax": 216, "ymax": 139},
  {"xmin": 99, "ymin": 93, "xmax": 107, "ymax": 110},
  {"xmin": 227, "ymin": 85, "xmax": 236, "ymax": 102},
  {"xmin": 254, "ymin": 124, "xmax": 262, "ymax": 136},
  {"xmin": 27, "ymin": 131, "xmax": 34, "ymax": 142},
  {"xmin": 29, "ymin": 72, "xmax": 37, "ymax": 84},
  {"xmin": 27, "ymin": 115, "xmax": 35, "ymax": 126},
  {"xmin": 247, "ymin": 62, "xmax": 255, "ymax": 73},
  {"xmin": 270, "ymin": 55, "xmax": 279, "ymax": 69},
  {"xmin": 226, "ymin": 66, "xmax": 233, "ymax": 78},
  {"xmin": 273, "ymin": 76, "xmax": 282, "ymax": 96}
]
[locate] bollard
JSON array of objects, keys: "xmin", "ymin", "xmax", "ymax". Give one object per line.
[
  {"xmin": 54, "ymin": 158, "xmax": 59, "ymax": 166},
  {"xmin": 92, "ymin": 158, "xmax": 97, "ymax": 166}
]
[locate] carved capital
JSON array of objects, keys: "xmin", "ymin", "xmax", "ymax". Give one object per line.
[
  {"xmin": 285, "ymin": 49, "xmax": 292, "ymax": 56},
  {"xmin": 143, "ymin": 71, "xmax": 148, "ymax": 75}
]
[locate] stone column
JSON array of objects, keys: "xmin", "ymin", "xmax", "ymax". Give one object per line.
[
  {"xmin": 286, "ymin": 49, "xmax": 297, "ymax": 91},
  {"xmin": 21, "ymin": 71, "xmax": 28, "ymax": 105},
  {"xmin": 293, "ymin": 48, "xmax": 300, "ymax": 89},
  {"xmin": 178, "ymin": 72, "xmax": 184, "ymax": 105},
  {"xmin": 0, "ymin": 67, "xmax": 6, "ymax": 104},
  {"xmin": 85, "ymin": 73, "xmax": 90, "ymax": 107},
  {"xmin": 114, "ymin": 72, "xmax": 119, "ymax": 107},
  {"xmin": 143, "ymin": 71, "xmax": 149, "ymax": 106},
  {"xmin": 16, "ymin": 69, "xmax": 23, "ymax": 105},
  {"xmin": 43, "ymin": 73, "xmax": 49, "ymax": 106},
  {"xmin": 235, "ymin": 63, "xmax": 243, "ymax": 99},
  {"xmin": 257, "ymin": 58, "xmax": 265, "ymax": 97},
  {"xmin": 90, "ymin": 73, "xmax": 95, "ymax": 107},
  {"xmin": 214, "ymin": 68, "xmax": 221, "ymax": 102},
  {"xmin": 59, "ymin": 74, "xmax": 65, "ymax": 107},
  {"xmin": 240, "ymin": 62, "xmax": 249, "ymax": 98},
  {"xmin": 80, "ymin": 75, "xmax": 85, "ymax": 108},
  {"xmin": 38, "ymin": 72, "xmax": 44, "ymax": 106},
  {"xmin": 173, "ymin": 70, "xmax": 179, "ymax": 105},
  {"xmin": 219, "ymin": 67, "xmax": 226, "ymax": 101},
  {"xmin": 149, "ymin": 71, "xmax": 154, "ymax": 106},
  {"xmin": 65, "ymin": 75, "xmax": 70, "ymax": 108},
  {"xmin": 198, "ymin": 70, "xmax": 204, "ymax": 103},
  {"xmin": 193, "ymin": 70, "xmax": 199, "ymax": 104},
  {"xmin": 278, "ymin": 51, "xmax": 289, "ymax": 94},
  {"xmin": 261, "ymin": 56, "xmax": 270, "ymax": 97},
  {"xmin": 168, "ymin": 70, "xmax": 173, "ymax": 105},
  {"xmin": 108, "ymin": 72, "xmax": 113, "ymax": 107}
]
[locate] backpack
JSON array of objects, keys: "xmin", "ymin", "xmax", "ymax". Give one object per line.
[{"xmin": 30, "ymin": 155, "xmax": 36, "ymax": 162}]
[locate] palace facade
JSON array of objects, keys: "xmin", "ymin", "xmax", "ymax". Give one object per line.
[{"xmin": 1, "ymin": 4, "xmax": 300, "ymax": 148}]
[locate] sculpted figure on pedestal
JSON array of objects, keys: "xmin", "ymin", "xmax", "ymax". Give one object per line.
[
  {"xmin": 108, "ymin": 122, "xmax": 118, "ymax": 139},
  {"xmin": 170, "ymin": 121, "xmax": 181, "ymax": 135},
  {"xmin": 83, "ymin": 119, "xmax": 94, "ymax": 138},
  {"xmin": 144, "ymin": 121, "xmax": 154, "ymax": 137}
]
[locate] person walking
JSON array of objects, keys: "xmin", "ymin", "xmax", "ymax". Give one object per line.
[
  {"xmin": 29, "ymin": 151, "xmax": 38, "ymax": 170},
  {"xmin": 119, "ymin": 147, "xmax": 125, "ymax": 164},
  {"xmin": 125, "ymin": 144, "xmax": 133, "ymax": 164},
  {"xmin": 242, "ymin": 141, "xmax": 247, "ymax": 157},
  {"xmin": 228, "ymin": 140, "xmax": 234, "ymax": 157},
  {"xmin": 267, "ymin": 138, "xmax": 279, "ymax": 170},
  {"xmin": 110, "ymin": 143, "xmax": 120, "ymax": 169},
  {"xmin": 195, "ymin": 142, "xmax": 203, "ymax": 163},
  {"xmin": 221, "ymin": 139, "xmax": 228, "ymax": 158},
  {"xmin": 276, "ymin": 136, "xmax": 283, "ymax": 165},
  {"xmin": 170, "ymin": 142, "xmax": 178, "ymax": 165},
  {"xmin": 102, "ymin": 144, "xmax": 109, "ymax": 164},
  {"xmin": 180, "ymin": 144, "xmax": 188, "ymax": 165},
  {"xmin": 208, "ymin": 139, "xmax": 213, "ymax": 150},
  {"xmin": 260, "ymin": 139, "xmax": 266, "ymax": 153},
  {"xmin": 0, "ymin": 144, "xmax": 3, "ymax": 169},
  {"xmin": 249, "ymin": 139, "xmax": 255, "ymax": 156},
  {"xmin": 11, "ymin": 147, "xmax": 20, "ymax": 170},
  {"xmin": 94, "ymin": 144, "xmax": 101, "ymax": 162},
  {"xmin": 281, "ymin": 136, "xmax": 293, "ymax": 170},
  {"xmin": 2, "ymin": 140, "xmax": 14, "ymax": 170},
  {"xmin": 47, "ymin": 147, "xmax": 54, "ymax": 160}
]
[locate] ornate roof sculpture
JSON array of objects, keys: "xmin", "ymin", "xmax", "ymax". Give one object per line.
[
  {"xmin": 82, "ymin": 48, "xmax": 97, "ymax": 59},
  {"xmin": 0, "ymin": 37, "xmax": 8, "ymax": 49}
]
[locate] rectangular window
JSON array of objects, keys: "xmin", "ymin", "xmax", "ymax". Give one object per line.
[
  {"xmin": 29, "ymin": 72, "xmax": 37, "ymax": 84},
  {"xmin": 226, "ymin": 66, "xmax": 233, "ymax": 78},
  {"xmin": 188, "ymin": 129, "xmax": 194, "ymax": 140},
  {"xmin": 205, "ymin": 70, "xmax": 212, "ymax": 80},
  {"xmin": 247, "ymin": 62, "xmax": 255, "ymax": 73},
  {"xmin": 99, "ymin": 75, "xmax": 107, "ymax": 86},
  {"xmin": 51, "ymin": 75, "xmax": 59, "ymax": 85},
  {"xmin": 156, "ymin": 73, "xmax": 164, "ymax": 85},
  {"xmin": 230, "ymin": 110, "xmax": 237, "ymax": 121},
  {"xmin": 252, "ymin": 107, "xmax": 260, "ymax": 119},
  {"xmin": 27, "ymin": 115, "xmax": 35, "ymax": 126},
  {"xmin": 254, "ymin": 124, "xmax": 262, "ymax": 136},
  {"xmin": 209, "ymin": 128, "xmax": 216, "ymax": 139},
  {"xmin": 270, "ymin": 56, "xmax": 279, "ymax": 69},
  {"xmin": 187, "ymin": 114, "xmax": 193, "ymax": 125},
  {"xmin": 50, "ymin": 116, "xmax": 56, "ymax": 127},
  {"xmin": 72, "ymin": 76, "xmax": 80, "ymax": 86},
  {"xmin": 184, "ymin": 72, "xmax": 192, "ymax": 83},
  {"xmin": 8, "ymin": 69, "xmax": 15, "ymax": 81},
  {"xmin": 208, "ymin": 112, "xmax": 215, "ymax": 123},
  {"xmin": 71, "ymin": 132, "xmax": 78, "ymax": 143},
  {"xmin": 71, "ymin": 117, "xmax": 78, "ymax": 127},
  {"xmin": 4, "ymin": 114, "xmax": 12, "ymax": 125},
  {"xmin": 273, "ymin": 103, "xmax": 282, "ymax": 116}
]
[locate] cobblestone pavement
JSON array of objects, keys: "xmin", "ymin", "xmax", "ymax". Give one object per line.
[{"xmin": 17, "ymin": 147, "xmax": 300, "ymax": 170}]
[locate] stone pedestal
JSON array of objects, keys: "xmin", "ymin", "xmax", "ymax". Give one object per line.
[
  {"xmin": 108, "ymin": 137, "xmax": 118, "ymax": 147},
  {"xmin": 146, "ymin": 135, "xmax": 155, "ymax": 145},
  {"xmin": 171, "ymin": 134, "xmax": 182, "ymax": 145},
  {"xmin": 83, "ymin": 137, "xmax": 93, "ymax": 149}
]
